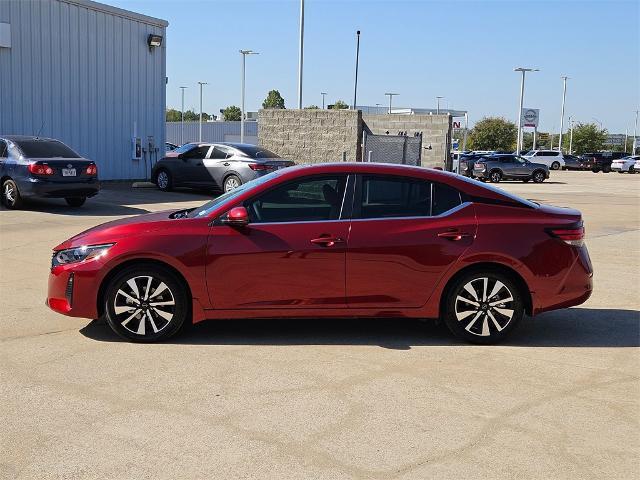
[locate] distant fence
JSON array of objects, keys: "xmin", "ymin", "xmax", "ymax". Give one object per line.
[{"xmin": 166, "ymin": 121, "xmax": 258, "ymax": 145}]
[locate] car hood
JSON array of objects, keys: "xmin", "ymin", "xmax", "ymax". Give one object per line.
[{"xmin": 54, "ymin": 210, "xmax": 178, "ymax": 250}]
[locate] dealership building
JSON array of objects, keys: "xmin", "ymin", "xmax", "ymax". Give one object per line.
[{"xmin": 0, "ymin": 0, "xmax": 167, "ymax": 180}]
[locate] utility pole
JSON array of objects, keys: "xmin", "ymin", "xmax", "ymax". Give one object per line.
[
  {"xmin": 321, "ymin": 92, "xmax": 327, "ymax": 110},
  {"xmin": 514, "ymin": 67, "xmax": 539, "ymax": 155},
  {"xmin": 558, "ymin": 76, "xmax": 569, "ymax": 152},
  {"xmin": 633, "ymin": 110, "xmax": 639, "ymax": 154},
  {"xmin": 436, "ymin": 96, "xmax": 443, "ymax": 115},
  {"xmin": 569, "ymin": 117, "xmax": 574, "ymax": 154},
  {"xmin": 239, "ymin": 50, "xmax": 259, "ymax": 143},
  {"xmin": 179, "ymin": 86, "xmax": 187, "ymax": 145},
  {"xmin": 297, "ymin": 0, "xmax": 304, "ymax": 109},
  {"xmin": 352, "ymin": 30, "xmax": 361, "ymax": 110},
  {"xmin": 197, "ymin": 81, "xmax": 208, "ymax": 142}
]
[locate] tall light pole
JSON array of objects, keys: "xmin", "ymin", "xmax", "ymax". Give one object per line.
[
  {"xmin": 321, "ymin": 92, "xmax": 327, "ymax": 110},
  {"xmin": 385, "ymin": 93, "xmax": 399, "ymax": 114},
  {"xmin": 633, "ymin": 110, "xmax": 639, "ymax": 154},
  {"xmin": 352, "ymin": 30, "xmax": 361, "ymax": 110},
  {"xmin": 569, "ymin": 117, "xmax": 575, "ymax": 154},
  {"xmin": 436, "ymin": 96, "xmax": 444, "ymax": 115},
  {"xmin": 297, "ymin": 0, "xmax": 304, "ymax": 109},
  {"xmin": 197, "ymin": 81, "xmax": 208, "ymax": 142},
  {"xmin": 239, "ymin": 50, "xmax": 259, "ymax": 143},
  {"xmin": 558, "ymin": 76, "xmax": 569, "ymax": 152},
  {"xmin": 514, "ymin": 67, "xmax": 539, "ymax": 155},
  {"xmin": 179, "ymin": 86, "xmax": 187, "ymax": 145}
]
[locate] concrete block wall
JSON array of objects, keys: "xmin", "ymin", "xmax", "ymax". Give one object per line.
[
  {"xmin": 362, "ymin": 114, "xmax": 452, "ymax": 168},
  {"xmin": 258, "ymin": 109, "xmax": 362, "ymax": 164}
]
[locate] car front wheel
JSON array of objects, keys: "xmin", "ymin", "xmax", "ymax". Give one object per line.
[
  {"xmin": 2, "ymin": 179, "xmax": 22, "ymax": 209},
  {"xmin": 532, "ymin": 170, "xmax": 546, "ymax": 183},
  {"xmin": 444, "ymin": 271, "xmax": 524, "ymax": 344},
  {"xmin": 156, "ymin": 170, "xmax": 173, "ymax": 191},
  {"xmin": 65, "ymin": 197, "xmax": 86, "ymax": 207},
  {"xmin": 104, "ymin": 265, "xmax": 189, "ymax": 342}
]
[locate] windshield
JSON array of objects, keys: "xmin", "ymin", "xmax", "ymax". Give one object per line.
[
  {"xmin": 15, "ymin": 139, "xmax": 80, "ymax": 158},
  {"xmin": 188, "ymin": 170, "xmax": 283, "ymax": 218},
  {"xmin": 233, "ymin": 145, "xmax": 281, "ymax": 159}
]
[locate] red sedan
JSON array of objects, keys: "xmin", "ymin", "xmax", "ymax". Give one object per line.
[{"xmin": 47, "ymin": 163, "xmax": 593, "ymax": 344}]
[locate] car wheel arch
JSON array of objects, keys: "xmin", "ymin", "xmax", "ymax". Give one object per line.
[
  {"xmin": 96, "ymin": 258, "xmax": 193, "ymax": 318},
  {"xmin": 437, "ymin": 262, "xmax": 533, "ymax": 319}
]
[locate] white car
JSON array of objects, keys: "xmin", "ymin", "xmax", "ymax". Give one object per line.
[
  {"xmin": 522, "ymin": 150, "xmax": 566, "ymax": 170},
  {"xmin": 611, "ymin": 155, "xmax": 639, "ymax": 174}
]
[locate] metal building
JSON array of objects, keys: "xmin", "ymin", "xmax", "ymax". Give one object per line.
[{"xmin": 0, "ymin": 0, "xmax": 167, "ymax": 180}]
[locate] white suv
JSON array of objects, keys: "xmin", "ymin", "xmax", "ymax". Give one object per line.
[{"xmin": 522, "ymin": 150, "xmax": 565, "ymax": 170}]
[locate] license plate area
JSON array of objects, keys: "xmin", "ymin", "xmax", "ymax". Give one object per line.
[{"xmin": 62, "ymin": 168, "xmax": 76, "ymax": 177}]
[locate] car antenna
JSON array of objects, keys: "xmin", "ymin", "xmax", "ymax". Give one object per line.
[{"xmin": 35, "ymin": 121, "xmax": 45, "ymax": 139}]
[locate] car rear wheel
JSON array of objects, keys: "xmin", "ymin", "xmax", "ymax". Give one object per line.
[
  {"xmin": 551, "ymin": 161, "xmax": 560, "ymax": 170},
  {"xmin": 2, "ymin": 179, "xmax": 22, "ymax": 209},
  {"xmin": 522, "ymin": 178, "xmax": 530, "ymax": 183},
  {"xmin": 489, "ymin": 171, "xmax": 502, "ymax": 183},
  {"xmin": 532, "ymin": 170, "xmax": 546, "ymax": 183},
  {"xmin": 223, "ymin": 174, "xmax": 242, "ymax": 193},
  {"xmin": 104, "ymin": 265, "xmax": 189, "ymax": 342},
  {"xmin": 156, "ymin": 170, "xmax": 173, "ymax": 191},
  {"xmin": 603, "ymin": 165, "xmax": 611, "ymax": 173},
  {"xmin": 629, "ymin": 166, "xmax": 635, "ymax": 174},
  {"xmin": 444, "ymin": 271, "xmax": 524, "ymax": 344},
  {"xmin": 65, "ymin": 197, "xmax": 86, "ymax": 207}
]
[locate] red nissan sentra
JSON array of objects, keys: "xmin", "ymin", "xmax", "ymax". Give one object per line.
[{"xmin": 47, "ymin": 163, "xmax": 593, "ymax": 344}]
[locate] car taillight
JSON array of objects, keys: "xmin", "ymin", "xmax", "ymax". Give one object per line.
[
  {"xmin": 85, "ymin": 164, "xmax": 98, "ymax": 175},
  {"xmin": 474, "ymin": 163, "xmax": 485, "ymax": 170},
  {"xmin": 28, "ymin": 163, "xmax": 54, "ymax": 175},
  {"xmin": 248, "ymin": 163, "xmax": 269, "ymax": 171},
  {"xmin": 547, "ymin": 223, "xmax": 585, "ymax": 247}
]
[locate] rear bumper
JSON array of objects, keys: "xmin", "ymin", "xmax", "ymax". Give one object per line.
[{"xmin": 20, "ymin": 177, "xmax": 100, "ymax": 198}]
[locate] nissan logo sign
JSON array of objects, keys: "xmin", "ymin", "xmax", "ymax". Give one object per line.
[{"xmin": 524, "ymin": 110, "xmax": 537, "ymax": 122}]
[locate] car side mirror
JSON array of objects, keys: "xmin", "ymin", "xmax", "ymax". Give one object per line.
[{"xmin": 222, "ymin": 206, "xmax": 250, "ymax": 227}]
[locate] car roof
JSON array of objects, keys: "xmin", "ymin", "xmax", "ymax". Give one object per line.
[{"xmin": 1, "ymin": 135, "xmax": 61, "ymax": 142}]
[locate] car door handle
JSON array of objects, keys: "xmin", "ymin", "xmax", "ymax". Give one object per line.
[
  {"xmin": 223, "ymin": 162, "xmax": 230, "ymax": 166},
  {"xmin": 437, "ymin": 230, "xmax": 471, "ymax": 241},
  {"xmin": 310, "ymin": 236, "xmax": 344, "ymax": 247}
]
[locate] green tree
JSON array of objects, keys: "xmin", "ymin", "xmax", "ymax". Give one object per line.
[
  {"xmin": 182, "ymin": 110, "xmax": 212, "ymax": 122},
  {"xmin": 165, "ymin": 108, "xmax": 181, "ymax": 122},
  {"xmin": 469, "ymin": 117, "xmax": 517, "ymax": 151},
  {"xmin": 304, "ymin": 105, "xmax": 319, "ymax": 109},
  {"xmin": 567, "ymin": 123, "xmax": 608, "ymax": 154},
  {"xmin": 222, "ymin": 105, "xmax": 242, "ymax": 121},
  {"xmin": 330, "ymin": 100, "xmax": 349, "ymax": 110},
  {"xmin": 262, "ymin": 90, "xmax": 286, "ymax": 109}
]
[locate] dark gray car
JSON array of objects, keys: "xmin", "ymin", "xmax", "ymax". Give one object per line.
[
  {"xmin": 151, "ymin": 143, "xmax": 294, "ymax": 193},
  {"xmin": 472, "ymin": 154, "xmax": 549, "ymax": 183}
]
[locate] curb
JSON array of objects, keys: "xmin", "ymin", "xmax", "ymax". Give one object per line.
[{"xmin": 132, "ymin": 182, "xmax": 156, "ymax": 189}]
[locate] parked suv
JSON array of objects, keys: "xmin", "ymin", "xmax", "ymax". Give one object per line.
[
  {"xmin": 581, "ymin": 152, "xmax": 630, "ymax": 173},
  {"xmin": 457, "ymin": 153, "xmax": 488, "ymax": 177},
  {"xmin": 152, "ymin": 142, "xmax": 294, "ymax": 193},
  {"xmin": 0, "ymin": 135, "xmax": 100, "ymax": 209},
  {"xmin": 522, "ymin": 150, "xmax": 565, "ymax": 170},
  {"xmin": 473, "ymin": 154, "xmax": 549, "ymax": 183}
]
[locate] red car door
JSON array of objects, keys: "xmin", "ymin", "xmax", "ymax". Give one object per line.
[
  {"xmin": 206, "ymin": 174, "xmax": 351, "ymax": 309},
  {"xmin": 346, "ymin": 175, "xmax": 477, "ymax": 308}
]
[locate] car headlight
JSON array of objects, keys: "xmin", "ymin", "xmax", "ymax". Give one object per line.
[{"xmin": 52, "ymin": 243, "xmax": 114, "ymax": 267}]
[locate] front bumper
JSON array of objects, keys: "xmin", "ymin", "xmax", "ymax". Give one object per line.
[
  {"xmin": 21, "ymin": 177, "xmax": 100, "ymax": 199},
  {"xmin": 47, "ymin": 257, "xmax": 106, "ymax": 319}
]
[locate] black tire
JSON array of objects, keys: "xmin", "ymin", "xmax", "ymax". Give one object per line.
[
  {"xmin": 629, "ymin": 167, "xmax": 635, "ymax": 174},
  {"xmin": 592, "ymin": 168, "xmax": 600, "ymax": 173},
  {"xmin": 223, "ymin": 174, "xmax": 242, "ymax": 193},
  {"xmin": 1, "ymin": 179, "xmax": 22, "ymax": 209},
  {"xmin": 551, "ymin": 161, "xmax": 560, "ymax": 170},
  {"xmin": 65, "ymin": 197, "xmax": 86, "ymax": 207},
  {"xmin": 489, "ymin": 170, "xmax": 502, "ymax": 183},
  {"xmin": 103, "ymin": 264, "xmax": 189, "ymax": 342},
  {"xmin": 443, "ymin": 270, "xmax": 524, "ymax": 345},
  {"xmin": 603, "ymin": 165, "xmax": 611, "ymax": 173},
  {"xmin": 522, "ymin": 178, "xmax": 530, "ymax": 183},
  {"xmin": 532, "ymin": 170, "xmax": 546, "ymax": 183},
  {"xmin": 155, "ymin": 169, "xmax": 173, "ymax": 191}
]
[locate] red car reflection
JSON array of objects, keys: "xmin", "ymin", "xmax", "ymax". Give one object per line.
[{"xmin": 47, "ymin": 163, "xmax": 593, "ymax": 344}]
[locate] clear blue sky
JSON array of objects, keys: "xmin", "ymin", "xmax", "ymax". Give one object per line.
[{"xmin": 109, "ymin": 0, "xmax": 639, "ymax": 133}]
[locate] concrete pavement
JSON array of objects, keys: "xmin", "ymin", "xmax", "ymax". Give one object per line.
[{"xmin": 1, "ymin": 171, "xmax": 638, "ymax": 479}]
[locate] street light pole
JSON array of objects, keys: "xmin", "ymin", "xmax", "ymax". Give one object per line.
[
  {"xmin": 569, "ymin": 117, "xmax": 574, "ymax": 154},
  {"xmin": 352, "ymin": 30, "xmax": 361, "ymax": 110},
  {"xmin": 179, "ymin": 86, "xmax": 187, "ymax": 145},
  {"xmin": 321, "ymin": 92, "xmax": 327, "ymax": 110},
  {"xmin": 297, "ymin": 0, "xmax": 304, "ymax": 109},
  {"xmin": 436, "ymin": 96, "xmax": 443, "ymax": 115},
  {"xmin": 385, "ymin": 93, "xmax": 398, "ymax": 114},
  {"xmin": 197, "ymin": 81, "xmax": 208, "ymax": 142},
  {"xmin": 633, "ymin": 110, "xmax": 639, "ymax": 154},
  {"xmin": 514, "ymin": 67, "xmax": 539, "ymax": 155},
  {"xmin": 239, "ymin": 50, "xmax": 259, "ymax": 143},
  {"xmin": 558, "ymin": 76, "xmax": 569, "ymax": 153}
]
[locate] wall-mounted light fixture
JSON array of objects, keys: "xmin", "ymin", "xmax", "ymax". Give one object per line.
[{"xmin": 147, "ymin": 34, "xmax": 163, "ymax": 51}]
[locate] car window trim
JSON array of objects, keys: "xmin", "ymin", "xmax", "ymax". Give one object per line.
[{"xmin": 349, "ymin": 201, "xmax": 471, "ymax": 222}]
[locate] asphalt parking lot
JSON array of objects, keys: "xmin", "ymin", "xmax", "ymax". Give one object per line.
[{"xmin": 1, "ymin": 170, "xmax": 638, "ymax": 479}]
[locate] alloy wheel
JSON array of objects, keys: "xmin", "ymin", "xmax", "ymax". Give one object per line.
[
  {"xmin": 224, "ymin": 176, "xmax": 240, "ymax": 192},
  {"xmin": 454, "ymin": 277, "xmax": 515, "ymax": 337},
  {"xmin": 4, "ymin": 183, "xmax": 15, "ymax": 204},
  {"xmin": 157, "ymin": 171, "xmax": 169, "ymax": 189},
  {"xmin": 533, "ymin": 171, "xmax": 545, "ymax": 183},
  {"xmin": 113, "ymin": 275, "xmax": 176, "ymax": 336}
]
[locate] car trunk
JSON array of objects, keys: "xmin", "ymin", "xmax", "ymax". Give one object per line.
[{"xmin": 30, "ymin": 158, "xmax": 96, "ymax": 182}]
